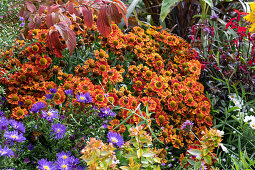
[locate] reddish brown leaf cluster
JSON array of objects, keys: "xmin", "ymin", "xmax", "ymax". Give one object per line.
[{"xmin": 19, "ymin": 0, "xmax": 128, "ymax": 55}]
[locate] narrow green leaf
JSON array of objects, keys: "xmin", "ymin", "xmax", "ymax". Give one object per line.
[
  {"xmin": 204, "ymin": 155, "xmax": 212, "ymax": 165},
  {"xmin": 160, "ymin": 0, "xmax": 181, "ymax": 22}
]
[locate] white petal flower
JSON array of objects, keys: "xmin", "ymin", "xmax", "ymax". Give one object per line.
[{"xmin": 219, "ymin": 143, "xmax": 228, "ymax": 153}]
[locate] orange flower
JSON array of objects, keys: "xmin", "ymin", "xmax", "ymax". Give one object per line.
[
  {"xmin": 102, "ymin": 68, "xmax": 123, "ymax": 85},
  {"xmin": 95, "ymin": 49, "xmax": 109, "ymax": 61},
  {"xmin": 35, "ymin": 55, "xmax": 52, "ymax": 70},
  {"xmin": 155, "ymin": 111, "xmax": 169, "ymax": 126},
  {"xmin": 22, "ymin": 95, "xmax": 36, "ymax": 109},
  {"xmin": 11, "ymin": 107, "xmax": 28, "ymax": 120},
  {"xmin": 140, "ymin": 97, "xmax": 157, "ymax": 112},
  {"xmin": 108, "ymin": 119, "xmax": 126, "ymax": 133},
  {"xmin": 133, "ymin": 78, "xmax": 145, "ymax": 92},
  {"xmin": 167, "ymin": 96, "xmax": 179, "ymax": 112},
  {"xmin": 29, "ymin": 43, "xmax": 42, "ymax": 54},
  {"xmin": 53, "ymin": 90, "xmax": 66, "ymax": 105},
  {"xmin": 150, "ymin": 76, "xmax": 168, "ymax": 94},
  {"xmin": 77, "ymin": 79, "xmax": 94, "ymax": 93},
  {"xmin": 172, "ymin": 137, "xmax": 184, "ymax": 149},
  {"xmin": 188, "ymin": 60, "xmax": 201, "ymax": 78},
  {"xmin": 184, "ymin": 93, "xmax": 197, "ymax": 107},
  {"xmin": 92, "ymin": 90, "xmax": 107, "ymax": 108},
  {"xmin": 198, "ymin": 99, "xmax": 211, "ymax": 116},
  {"xmin": 107, "ymin": 93, "xmax": 119, "ymax": 106},
  {"xmin": 7, "ymin": 93, "xmax": 20, "ymax": 105},
  {"xmin": 159, "ymin": 127, "xmax": 174, "ymax": 144}
]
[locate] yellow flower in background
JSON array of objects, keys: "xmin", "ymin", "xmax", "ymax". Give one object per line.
[{"xmin": 244, "ymin": 2, "xmax": 255, "ymax": 32}]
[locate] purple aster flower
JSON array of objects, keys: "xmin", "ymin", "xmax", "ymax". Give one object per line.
[
  {"xmin": 41, "ymin": 108, "xmax": 59, "ymax": 123},
  {"xmin": 181, "ymin": 120, "xmax": 194, "ymax": 131},
  {"xmin": 99, "ymin": 107, "xmax": 116, "ymax": 118},
  {"xmin": 0, "ymin": 117, "xmax": 9, "ymax": 131},
  {"xmin": 64, "ymin": 90, "xmax": 73, "ymax": 96},
  {"xmin": 69, "ymin": 156, "xmax": 80, "ymax": 168},
  {"xmin": 56, "ymin": 159, "xmax": 71, "ymax": 170},
  {"xmin": 9, "ymin": 119, "xmax": 26, "ymax": 133},
  {"xmin": 210, "ymin": 13, "xmax": 219, "ymax": 21},
  {"xmin": 30, "ymin": 102, "xmax": 46, "ymax": 113},
  {"xmin": 4, "ymin": 130, "xmax": 26, "ymax": 142},
  {"xmin": 76, "ymin": 92, "xmax": 92, "ymax": 103},
  {"xmin": 107, "ymin": 131, "xmax": 124, "ymax": 147},
  {"xmin": 0, "ymin": 111, "xmax": 4, "ymax": 116},
  {"xmin": 60, "ymin": 114, "xmax": 65, "ymax": 120},
  {"xmin": 50, "ymin": 88, "xmax": 58, "ymax": 94},
  {"xmin": 51, "ymin": 123, "xmax": 66, "ymax": 139},
  {"xmin": 1, "ymin": 96, "xmax": 6, "ymax": 102},
  {"xmin": 200, "ymin": 161, "xmax": 207, "ymax": 170},
  {"xmin": 19, "ymin": 16, "xmax": 24, "ymax": 21},
  {"xmin": 18, "ymin": 101, "xmax": 24, "ymax": 106},
  {"xmin": 0, "ymin": 146, "xmax": 14, "ymax": 158},
  {"xmin": 24, "ymin": 158, "xmax": 30, "ymax": 163},
  {"xmin": 38, "ymin": 158, "xmax": 55, "ymax": 170},
  {"xmin": 28, "ymin": 144, "xmax": 34, "ymax": 151},
  {"xmin": 45, "ymin": 94, "xmax": 53, "ymax": 100},
  {"xmin": 56, "ymin": 151, "xmax": 72, "ymax": 161},
  {"xmin": 20, "ymin": 22, "xmax": 25, "ymax": 27},
  {"xmin": 102, "ymin": 124, "xmax": 108, "ymax": 129}
]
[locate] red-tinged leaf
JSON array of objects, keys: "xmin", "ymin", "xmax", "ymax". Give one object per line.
[
  {"xmin": 107, "ymin": 3, "xmax": 122, "ymax": 24},
  {"xmin": 113, "ymin": 2, "xmax": 128, "ymax": 27},
  {"xmin": 38, "ymin": 6, "xmax": 47, "ymax": 15},
  {"xmin": 46, "ymin": 12, "xmax": 60, "ymax": 28},
  {"xmin": 26, "ymin": 2, "xmax": 37, "ymax": 13},
  {"xmin": 28, "ymin": 14, "xmax": 42, "ymax": 29},
  {"xmin": 47, "ymin": 30, "xmax": 63, "ymax": 50},
  {"xmin": 54, "ymin": 22, "xmax": 76, "ymax": 55},
  {"xmin": 47, "ymin": 5, "xmax": 60, "ymax": 14},
  {"xmin": 68, "ymin": 3, "xmax": 79, "ymax": 16},
  {"xmin": 97, "ymin": 6, "xmax": 111, "ymax": 37},
  {"xmin": 112, "ymin": 0, "xmax": 127, "ymax": 13},
  {"xmin": 82, "ymin": 7, "xmax": 93, "ymax": 28}
]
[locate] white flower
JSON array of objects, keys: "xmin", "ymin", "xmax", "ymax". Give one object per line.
[
  {"xmin": 219, "ymin": 143, "xmax": 228, "ymax": 153},
  {"xmin": 250, "ymin": 121, "xmax": 255, "ymax": 129},
  {"xmin": 217, "ymin": 130, "xmax": 224, "ymax": 136}
]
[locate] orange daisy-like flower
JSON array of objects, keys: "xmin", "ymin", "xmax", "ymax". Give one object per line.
[
  {"xmin": 22, "ymin": 95, "xmax": 36, "ymax": 109},
  {"xmin": 159, "ymin": 126, "xmax": 174, "ymax": 144},
  {"xmin": 188, "ymin": 60, "xmax": 201, "ymax": 78},
  {"xmin": 133, "ymin": 78, "xmax": 145, "ymax": 92},
  {"xmin": 29, "ymin": 43, "xmax": 43, "ymax": 54},
  {"xmin": 21, "ymin": 63, "xmax": 37, "ymax": 75},
  {"xmin": 11, "ymin": 107, "xmax": 28, "ymax": 120},
  {"xmin": 154, "ymin": 59, "xmax": 165, "ymax": 71},
  {"xmin": 155, "ymin": 111, "xmax": 169, "ymax": 126},
  {"xmin": 35, "ymin": 55, "xmax": 52, "ymax": 70},
  {"xmin": 172, "ymin": 137, "xmax": 184, "ymax": 149},
  {"xmin": 198, "ymin": 99, "xmax": 211, "ymax": 116},
  {"xmin": 102, "ymin": 68, "xmax": 123, "ymax": 85},
  {"xmin": 126, "ymin": 96, "xmax": 139, "ymax": 110},
  {"xmin": 53, "ymin": 90, "xmax": 66, "ymax": 105},
  {"xmin": 167, "ymin": 96, "xmax": 179, "ymax": 112},
  {"xmin": 140, "ymin": 96, "xmax": 157, "ymax": 112},
  {"xmin": 7, "ymin": 93, "xmax": 20, "ymax": 105},
  {"xmin": 150, "ymin": 76, "xmax": 168, "ymax": 94},
  {"xmin": 108, "ymin": 119, "xmax": 126, "ymax": 133},
  {"xmin": 107, "ymin": 93, "xmax": 119, "ymax": 106},
  {"xmin": 184, "ymin": 93, "xmax": 197, "ymax": 107},
  {"xmin": 45, "ymin": 81, "xmax": 57, "ymax": 91},
  {"xmin": 143, "ymin": 70, "xmax": 156, "ymax": 81},
  {"xmin": 77, "ymin": 79, "xmax": 94, "ymax": 94},
  {"xmin": 61, "ymin": 81, "xmax": 74, "ymax": 91},
  {"xmin": 95, "ymin": 60, "xmax": 109, "ymax": 74},
  {"xmin": 95, "ymin": 49, "xmax": 109, "ymax": 61},
  {"xmin": 92, "ymin": 90, "xmax": 108, "ymax": 108},
  {"xmin": 118, "ymin": 96, "xmax": 130, "ymax": 107}
]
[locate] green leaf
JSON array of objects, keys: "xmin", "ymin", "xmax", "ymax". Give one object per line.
[
  {"xmin": 142, "ymin": 150, "xmax": 155, "ymax": 157},
  {"xmin": 202, "ymin": 0, "xmax": 213, "ymax": 8},
  {"xmin": 204, "ymin": 155, "xmax": 212, "ymax": 165},
  {"xmin": 187, "ymin": 149, "xmax": 202, "ymax": 160},
  {"xmin": 160, "ymin": 0, "xmax": 181, "ymax": 22},
  {"xmin": 137, "ymin": 149, "xmax": 143, "ymax": 158}
]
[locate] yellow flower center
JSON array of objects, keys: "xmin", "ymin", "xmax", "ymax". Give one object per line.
[
  {"xmin": 155, "ymin": 81, "xmax": 163, "ymax": 89},
  {"xmin": 99, "ymin": 65, "xmax": 106, "ymax": 72},
  {"xmin": 135, "ymin": 81, "xmax": 142, "ymax": 87},
  {"xmin": 32, "ymin": 45, "xmax": 39, "ymax": 52},
  {"xmin": 43, "ymin": 166, "xmax": 50, "ymax": 170},
  {"xmin": 156, "ymin": 60, "xmax": 162, "ymax": 67},
  {"xmin": 17, "ymin": 110, "xmax": 24, "ymax": 116},
  {"xmin": 113, "ymin": 40, "xmax": 119, "ymax": 46},
  {"xmin": 80, "ymin": 97, "xmax": 85, "ymax": 101},
  {"xmin": 158, "ymin": 115, "xmax": 165, "ymax": 123},
  {"xmin": 111, "ymin": 137, "xmax": 118, "ymax": 143},
  {"xmin": 39, "ymin": 58, "xmax": 47, "ymax": 65},
  {"xmin": 89, "ymin": 63, "xmax": 95, "ymax": 68},
  {"xmin": 146, "ymin": 71, "xmax": 152, "ymax": 77},
  {"xmin": 12, "ymin": 96, "xmax": 19, "ymax": 101},
  {"xmin": 47, "ymin": 112, "xmax": 53, "ymax": 117},
  {"xmin": 170, "ymin": 101, "xmax": 176, "ymax": 108},
  {"xmin": 96, "ymin": 94, "xmax": 104, "ymax": 102},
  {"xmin": 99, "ymin": 52, "xmax": 105, "ymax": 58}
]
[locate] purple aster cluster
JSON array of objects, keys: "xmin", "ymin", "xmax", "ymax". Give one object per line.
[
  {"xmin": 56, "ymin": 151, "xmax": 80, "ymax": 169},
  {"xmin": 30, "ymin": 102, "xmax": 46, "ymax": 113},
  {"xmin": 181, "ymin": 120, "xmax": 194, "ymax": 132},
  {"xmin": 0, "ymin": 116, "xmax": 9, "ymax": 131},
  {"xmin": 99, "ymin": 107, "xmax": 116, "ymax": 118},
  {"xmin": 45, "ymin": 94, "xmax": 53, "ymax": 100},
  {"xmin": 76, "ymin": 92, "xmax": 92, "ymax": 103},
  {"xmin": 0, "ymin": 145, "xmax": 14, "ymax": 158},
  {"xmin": 50, "ymin": 88, "xmax": 58, "ymax": 94},
  {"xmin": 64, "ymin": 89, "xmax": 73, "ymax": 96},
  {"xmin": 38, "ymin": 152, "xmax": 84, "ymax": 170},
  {"xmin": 4, "ymin": 130, "xmax": 26, "ymax": 142},
  {"xmin": 41, "ymin": 108, "xmax": 59, "ymax": 123},
  {"xmin": 0, "ymin": 110, "xmax": 5, "ymax": 116},
  {"xmin": 38, "ymin": 158, "xmax": 55, "ymax": 170},
  {"xmin": 9, "ymin": 119, "xmax": 26, "ymax": 133},
  {"xmin": 107, "ymin": 131, "xmax": 124, "ymax": 147},
  {"xmin": 51, "ymin": 123, "xmax": 66, "ymax": 139}
]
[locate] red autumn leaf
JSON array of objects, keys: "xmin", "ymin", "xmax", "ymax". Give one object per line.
[
  {"xmin": 112, "ymin": 0, "xmax": 127, "ymax": 13},
  {"xmin": 47, "ymin": 5, "xmax": 60, "ymax": 14},
  {"xmin": 54, "ymin": 22, "xmax": 76, "ymax": 55},
  {"xmin": 107, "ymin": 3, "xmax": 122, "ymax": 24},
  {"xmin": 82, "ymin": 6, "xmax": 93, "ymax": 28},
  {"xmin": 112, "ymin": 2, "xmax": 128, "ymax": 27},
  {"xmin": 97, "ymin": 5, "xmax": 111, "ymax": 37},
  {"xmin": 38, "ymin": 6, "xmax": 47, "ymax": 15},
  {"xmin": 47, "ymin": 30, "xmax": 63, "ymax": 50},
  {"xmin": 28, "ymin": 14, "xmax": 42, "ymax": 29},
  {"xmin": 26, "ymin": 1, "xmax": 37, "ymax": 13},
  {"xmin": 68, "ymin": 3, "xmax": 79, "ymax": 16},
  {"xmin": 46, "ymin": 12, "xmax": 60, "ymax": 28}
]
